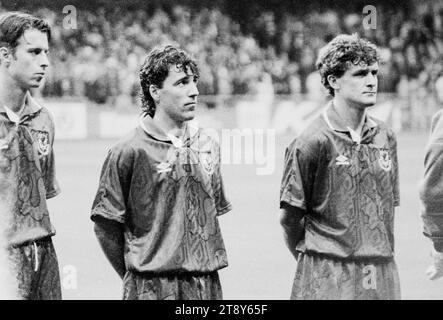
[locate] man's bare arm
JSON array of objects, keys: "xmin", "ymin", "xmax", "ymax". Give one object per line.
[
  {"xmin": 280, "ymin": 204, "xmax": 305, "ymax": 260},
  {"xmin": 93, "ymin": 216, "xmax": 126, "ymax": 279}
]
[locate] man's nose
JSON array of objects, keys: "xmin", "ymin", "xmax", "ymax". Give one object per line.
[
  {"xmin": 40, "ymin": 52, "xmax": 49, "ymax": 68},
  {"xmin": 367, "ymin": 73, "xmax": 377, "ymax": 87},
  {"xmin": 188, "ymin": 81, "xmax": 199, "ymax": 97}
]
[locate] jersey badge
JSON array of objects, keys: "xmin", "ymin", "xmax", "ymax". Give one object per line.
[
  {"xmin": 378, "ymin": 149, "xmax": 392, "ymax": 172},
  {"xmin": 200, "ymin": 152, "xmax": 214, "ymax": 175},
  {"xmin": 31, "ymin": 130, "xmax": 50, "ymax": 156}
]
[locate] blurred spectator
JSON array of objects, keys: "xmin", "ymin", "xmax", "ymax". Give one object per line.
[{"xmin": 1, "ymin": 2, "xmax": 441, "ymax": 111}]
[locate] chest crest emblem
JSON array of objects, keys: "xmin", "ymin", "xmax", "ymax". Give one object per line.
[
  {"xmin": 378, "ymin": 149, "xmax": 392, "ymax": 172},
  {"xmin": 31, "ymin": 130, "xmax": 50, "ymax": 156},
  {"xmin": 200, "ymin": 152, "xmax": 214, "ymax": 175}
]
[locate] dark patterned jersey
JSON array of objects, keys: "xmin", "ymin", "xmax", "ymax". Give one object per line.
[
  {"xmin": 280, "ymin": 102, "xmax": 400, "ymax": 259},
  {"xmin": 91, "ymin": 116, "xmax": 232, "ymax": 273},
  {"xmin": 0, "ymin": 93, "xmax": 60, "ymax": 246},
  {"xmin": 420, "ymin": 109, "xmax": 443, "ymax": 250}
]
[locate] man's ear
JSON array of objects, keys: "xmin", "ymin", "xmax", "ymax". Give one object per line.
[
  {"xmin": 327, "ymin": 74, "xmax": 340, "ymax": 91},
  {"xmin": 149, "ymin": 84, "xmax": 160, "ymax": 102},
  {"xmin": 0, "ymin": 47, "xmax": 11, "ymax": 66}
]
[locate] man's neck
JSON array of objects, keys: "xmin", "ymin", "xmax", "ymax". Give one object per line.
[
  {"xmin": 332, "ymin": 96, "xmax": 366, "ymax": 133},
  {"xmin": 152, "ymin": 110, "xmax": 186, "ymax": 139},
  {"xmin": 0, "ymin": 75, "xmax": 27, "ymax": 113}
]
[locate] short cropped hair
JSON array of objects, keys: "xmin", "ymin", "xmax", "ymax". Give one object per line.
[
  {"xmin": 316, "ymin": 34, "xmax": 379, "ymax": 96},
  {"xmin": 0, "ymin": 12, "xmax": 51, "ymax": 53},
  {"xmin": 139, "ymin": 45, "xmax": 199, "ymax": 117}
]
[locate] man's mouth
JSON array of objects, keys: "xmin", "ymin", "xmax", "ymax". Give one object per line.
[{"xmin": 33, "ymin": 73, "xmax": 45, "ymax": 79}]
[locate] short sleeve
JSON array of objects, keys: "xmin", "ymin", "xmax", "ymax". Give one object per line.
[
  {"xmin": 279, "ymin": 138, "xmax": 318, "ymax": 211},
  {"xmin": 91, "ymin": 145, "xmax": 134, "ymax": 224},
  {"xmin": 388, "ymin": 131, "xmax": 400, "ymax": 207},
  {"xmin": 44, "ymin": 144, "xmax": 60, "ymax": 199},
  {"xmin": 419, "ymin": 110, "xmax": 443, "ymax": 245},
  {"xmin": 44, "ymin": 114, "xmax": 60, "ymax": 199},
  {"xmin": 212, "ymin": 142, "xmax": 232, "ymax": 216}
]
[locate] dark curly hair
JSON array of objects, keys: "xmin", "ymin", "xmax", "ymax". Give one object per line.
[
  {"xmin": 316, "ymin": 34, "xmax": 379, "ymax": 97},
  {"xmin": 139, "ymin": 45, "xmax": 199, "ymax": 117},
  {"xmin": 0, "ymin": 11, "xmax": 51, "ymax": 55}
]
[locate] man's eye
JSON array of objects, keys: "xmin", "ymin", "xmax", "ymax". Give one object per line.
[{"xmin": 178, "ymin": 79, "xmax": 190, "ymax": 86}]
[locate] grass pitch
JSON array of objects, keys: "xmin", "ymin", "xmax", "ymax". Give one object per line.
[{"xmin": 48, "ymin": 131, "xmax": 442, "ymax": 300}]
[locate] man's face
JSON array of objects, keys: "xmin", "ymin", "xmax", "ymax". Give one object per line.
[
  {"xmin": 335, "ymin": 62, "xmax": 378, "ymax": 108},
  {"xmin": 7, "ymin": 28, "xmax": 49, "ymax": 90},
  {"xmin": 156, "ymin": 64, "xmax": 199, "ymax": 123}
]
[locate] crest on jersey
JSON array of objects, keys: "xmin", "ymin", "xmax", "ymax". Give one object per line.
[
  {"xmin": 31, "ymin": 130, "xmax": 50, "ymax": 156},
  {"xmin": 378, "ymin": 149, "xmax": 392, "ymax": 172},
  {"xmin": 200, "ymin": 152, "xmax": 214, "ymax": 175}
]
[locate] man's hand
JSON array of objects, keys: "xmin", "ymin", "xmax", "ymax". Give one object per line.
[
  {"xmin": 93, "ymin": 217, "xmax": 126, "ymax": 279},
  {"xmin": 280, "ymin": 205, "xmax": 305, "ymax": 260},
  {"xmin": 426, "ymin": 248, "xmax": 443, "ymax": 280}
]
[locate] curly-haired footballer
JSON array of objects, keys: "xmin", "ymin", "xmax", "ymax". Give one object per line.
[
  {"xmin": 91, "ymin": 45, "xmax": 232, "ymax": 300},
  {"xmin": 279, "ymin": 34, "xmax": 401, "ymax": 300}
]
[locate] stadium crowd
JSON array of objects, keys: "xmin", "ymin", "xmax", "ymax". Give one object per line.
[{"xmin": 3, "ymin": 3, "xmax": 442, "ymax": 109}]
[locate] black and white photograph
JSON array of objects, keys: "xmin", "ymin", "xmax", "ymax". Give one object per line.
[{"xmin": 0, "ymin": 0, "xmax": 442, "ymax": 307}]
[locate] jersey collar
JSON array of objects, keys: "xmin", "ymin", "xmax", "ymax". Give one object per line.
[
  {"xmin": 139, "ymin": 115, "xmax": 199, "ymax": 147},
  {"xmin": 322, "ymin": 100, "xmax": 378, "ymax": 133},
  {"xmin": 22, "ymin": 92, "xmax": 43, "ymax": 116},
  {"xmin": 0, "ymin": 91, "xmax": 42, "ymax": 122}
]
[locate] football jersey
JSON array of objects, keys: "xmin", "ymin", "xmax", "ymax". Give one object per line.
[
  {"xmin": 0, "ymin": 93, "xmax": 60, "ymax": 246},
  {"xmin": 420, "ymin": 109, "xmax": 443, "ymax": 249},
  {"xmin": 280, "ymin": 101, "xmax": 400, "ymax": 259},
  {"xmin": 91, "ymin": 116, "xmax": 232, "ymax": 273}
]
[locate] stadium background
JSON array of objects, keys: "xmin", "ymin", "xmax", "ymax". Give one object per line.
[{"xmin": 2, "ymin": 0, "xmax": 443, "ymax": 299}]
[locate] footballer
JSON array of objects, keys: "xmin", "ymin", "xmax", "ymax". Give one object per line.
[
  {"xmin": 279, "ymin": 34, "xmax": 401, "ymax": 300},
  {"xmin": 91, "ymin": 45, "xmax": 232, "ymax": 300}
]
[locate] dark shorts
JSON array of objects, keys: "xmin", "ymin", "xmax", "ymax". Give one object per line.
[
  {"xmin": 10, "ymin": 237, "xmax": 62, "ymax": 300},
  {"xmin": 123, "ymin": 271, "xmax": 222, "ymax": 300},
  {"xmin": 291, "ymin": 252, "xmax": 401, "ymax": 300}
]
